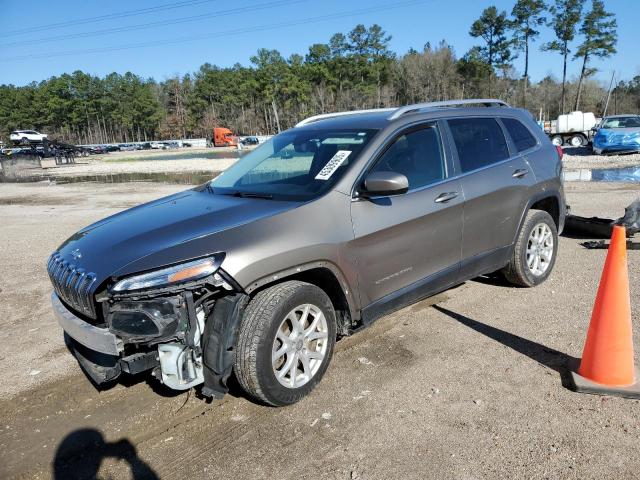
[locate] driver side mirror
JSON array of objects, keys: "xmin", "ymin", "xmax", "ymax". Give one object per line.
[{"xmin": 361, "ymin": 171, "xmax": 409, "ymax": 197}]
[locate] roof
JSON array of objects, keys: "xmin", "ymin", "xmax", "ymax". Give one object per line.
[
  {"xmin": 295, "ymin": 110, "xmax": 395, "ymax": 130},
  {"xmin": 295, "ymin": 106, "xmax": 527, "ymax": 132},
  {"xmin": 604, "ymin": 114, "xmax": 640, "ymax": 119},
  {"xmin": 296, "ymin": 98, "xmax": 511, "ymax": 128}
]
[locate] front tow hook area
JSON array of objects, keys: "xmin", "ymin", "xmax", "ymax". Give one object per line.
[
  {"xmin": 64, "ymin": 333, "xmax": 121, "ymax": 385},
  {"xmin": 65, "ymin": 334, "xmax": 162, "ymax": 386}
]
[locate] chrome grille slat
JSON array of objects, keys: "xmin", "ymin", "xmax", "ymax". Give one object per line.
[
  {"xmin": 72, "ymin": 270, "xmax": 86, "ymax": 307},
  {"xmin": 47, "ymin": 253, "xmax": 97, "ymax": 319}
]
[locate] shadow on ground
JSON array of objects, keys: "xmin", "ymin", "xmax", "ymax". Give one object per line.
[
  {"xmin": 433, "ymin": 305, "xmax": 579, "ymax": 389},
  {"xmin": 53, "ymin": 429, "xmax": 159, "ymax": 480}
]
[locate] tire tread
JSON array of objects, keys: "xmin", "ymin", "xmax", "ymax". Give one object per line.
[
  {"xmin": 502, "ymin": 210, "xmax": 557, "ymax": 287},
  {"xmin": 234, "ymin": 280, "xmax": 321, "ymax": 406}
]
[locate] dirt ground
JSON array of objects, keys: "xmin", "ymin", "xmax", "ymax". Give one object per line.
[{"xmin": 0, "ymin": 180, "xmax": 639, "ymax": 479}]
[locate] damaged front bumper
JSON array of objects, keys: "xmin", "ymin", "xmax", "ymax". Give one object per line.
[
  {"xmin": 52, "ymin": 275, "xmax": 247, "ymax": 400},
  {"xmin": 593, "ymin": 130, "xmax": 640, "ymax": 155},
  {"xmin": 54, "ymin": 292, "xmax": 158, "ymax": 384},
  {"xmin": 52, "ymin": 292, "xmax": 122, "ymax": 356}
]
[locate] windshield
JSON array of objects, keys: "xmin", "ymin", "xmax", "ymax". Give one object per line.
[
  {"xmin": 211, "ymin": 128, "xmax": 378, "ymax": 201},
  {"xmin": 601, "ymin": 116, "xmax": 640, "ymax": 129}
]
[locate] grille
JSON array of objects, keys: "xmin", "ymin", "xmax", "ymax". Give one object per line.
[{"xmin": 47, "ymin": 253, "xmax": 98, "ymax": 319}]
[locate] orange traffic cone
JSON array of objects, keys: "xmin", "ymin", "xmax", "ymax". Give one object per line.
[{"xmin": 571, "ymin": 225, "xmax": 640, "ymax": 398}]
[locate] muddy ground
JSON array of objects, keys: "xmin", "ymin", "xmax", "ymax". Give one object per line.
[{"xmin": 0, "ymin": 181, "xmax": 639, "ymax": 479}]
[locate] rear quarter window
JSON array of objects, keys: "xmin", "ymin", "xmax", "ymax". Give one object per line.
[
  {"xmin": 447, "ymin": 117, "xmax": 510, "ymax": 173},
  {"xmin": 501, "ymin": 117, "xmax": 537, "ymax": 152}
]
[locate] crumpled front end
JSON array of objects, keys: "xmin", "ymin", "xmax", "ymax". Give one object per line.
[
  {"xmin": 593, "ymin": 129, "xmax": 640, "ymax": 154},
  {"xmin": 48, "ymin": 251, "xmax": 244, "ymax": 399}
]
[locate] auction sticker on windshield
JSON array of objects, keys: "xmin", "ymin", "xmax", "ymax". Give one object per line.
[{"xmin": 315, "ymin": 150, "xmax": 352, "ymax": 180}]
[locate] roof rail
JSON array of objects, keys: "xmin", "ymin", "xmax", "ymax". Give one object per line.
[
  {"xmin": 295, "ymin": 108, "xmax": 395, "ymax": 127},
  {"xmin": 388, "ymin": 98, "xmax": 510, "ymax": 121}
]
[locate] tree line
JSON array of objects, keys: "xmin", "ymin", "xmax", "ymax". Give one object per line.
[{"xmin": 0, "ymin": 0, "xmax": 636, "ymax": 145}]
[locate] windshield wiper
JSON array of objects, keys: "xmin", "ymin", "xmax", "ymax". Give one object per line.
[{"xmin": 219, "ymin": 190, "xmax": 273, "ymax": 199}]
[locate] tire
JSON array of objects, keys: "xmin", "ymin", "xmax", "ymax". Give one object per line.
[
  {"xmin": 502, "ymin": 210, "xmax": 558, "ymax": 287},
  {"xmin": 551, "ymin": 135, "xmax": 563, "ymax": 146},
  {"xmin": 21, "ymin": 137, "xmax": 29, "ymax": 145},
  {"xmin": 234, "ymin": 280, "xmax": 337, "ymax": 406},
  {"xmin": 569, "ymin": 134, "xmax": 584, "ymax": 147}
]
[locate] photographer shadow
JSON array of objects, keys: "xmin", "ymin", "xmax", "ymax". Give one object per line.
[{"xmin": 53, "ymin": 428, "xmax": 158, "ymax": 480}]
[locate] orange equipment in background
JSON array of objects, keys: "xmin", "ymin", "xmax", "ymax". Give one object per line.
[{"xmin": 213, "ymin": 127, "xmax": 238, "ymax": 147}]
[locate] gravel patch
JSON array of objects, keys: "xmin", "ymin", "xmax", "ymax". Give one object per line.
[{"xmin": 562, "ymin": 146, "xmax": 640, "ymax": 170}]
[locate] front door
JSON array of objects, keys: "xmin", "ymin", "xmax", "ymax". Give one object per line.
[{"xmin": 348, "ymin": 123, "xmax": 463, "ymax": 323}]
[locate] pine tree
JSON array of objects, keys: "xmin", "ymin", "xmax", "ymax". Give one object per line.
[
  {"xmin": 469, "ymin": 6, "xmax": 514, "ymax": 71},
  {"xmin": 542, "ymin": 0, "xmax": 584, "ymax": 113},
  {"xmin": 573, "ymin": 0, "xmax": 617, "ymax": 111},
  {"xmin": 511, "ymin": 0, "xmax": 546, "ymax": 106}
]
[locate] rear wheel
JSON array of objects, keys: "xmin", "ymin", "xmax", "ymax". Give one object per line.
[
  {"xmin": 569, "ymin": 134, "xmax": 584, "ymax": 147},
  {"xmin": 234, "ymin": 280, "xmax": 336, "ymax": 406},
  {"xmin": 502, "ymin": 210, "xmax": 558, "ymax": 287},
  {"xmin": 550, "ymin": 135, "xmax": 563, "ymax": 146}
]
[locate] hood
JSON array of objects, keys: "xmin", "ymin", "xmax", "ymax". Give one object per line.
[{"xmin": 54, "ymin": 186, "xmax": 300, "ymax": 285}]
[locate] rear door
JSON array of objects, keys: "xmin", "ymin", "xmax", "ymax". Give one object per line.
[
  {"xmin": 349, "ymin": 122, "xmax": 463, "ymax": 320},
  {"xmin": 446, "ymin": 117, "xmax": 536, "ymax": 279}
]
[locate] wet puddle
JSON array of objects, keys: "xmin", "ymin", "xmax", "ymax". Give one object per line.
[
  {"xmin": 0, "ymin": 171, "xmax": 219, "ymax": 185},
  {"xmin": 106, "ymin": 150, "xmax": 247, "ymax": 162},
  {"xmin": 563, "ymin": 166, "xmax": 640, "ymax": 183}
]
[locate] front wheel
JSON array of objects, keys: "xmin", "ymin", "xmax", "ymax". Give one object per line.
[
  {"xmin": 234, "ymin": 280, "xmax": 336, "ymax": 406},
  {"xmin": 502, "ymin": 210, "xmax": 558, "ymax": 287}
]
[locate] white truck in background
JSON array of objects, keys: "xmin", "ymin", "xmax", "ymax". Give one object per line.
[{"xmin": 540, "ymin": 111, "xmax": 598, "ymax": 147}]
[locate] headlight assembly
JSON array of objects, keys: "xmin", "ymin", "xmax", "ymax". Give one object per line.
[{"xmin": 112, "ymin": 254, "xmax": 227, "ymax": 292}]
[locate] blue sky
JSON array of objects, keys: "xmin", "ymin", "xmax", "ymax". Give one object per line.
[{"xmin": 1, "ymin": 0, "xmax": 637, "ymax": 86}]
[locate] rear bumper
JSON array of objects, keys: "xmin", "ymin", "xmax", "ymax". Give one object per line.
[{"xmin": 51, "ymin": 292, "xmax": 122, "ymax": 356}]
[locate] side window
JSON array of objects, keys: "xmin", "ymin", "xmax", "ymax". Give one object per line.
[
  {"xmin": 447, "ymin": 118, "xmax": 510, "ymax": 173},
  {"xmin": 371, "ymin": 125, "xmax": 445, "ymax": 190},
  {"xmin": 502, "ymin": 117, "xmax": 537, "ymax": 152}
]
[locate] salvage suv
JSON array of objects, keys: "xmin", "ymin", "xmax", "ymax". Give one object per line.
[{"xmin": 48, "ymin": 99, "xmax": 565, "ymax": 406}]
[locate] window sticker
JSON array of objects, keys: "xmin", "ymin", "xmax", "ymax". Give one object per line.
[{"xmin": 315, "ymin": 150, "xmax": 352, "ymax": 180}]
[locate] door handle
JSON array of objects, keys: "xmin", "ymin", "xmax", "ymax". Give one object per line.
[
  {"xmin": 512, "ymin": 169, "xmax": 529, "ymax": 179},
  {"xmin": 434, "ymin": 192, "xmax": 458, "ymax": 203}
]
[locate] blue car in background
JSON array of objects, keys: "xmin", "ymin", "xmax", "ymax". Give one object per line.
[{"xmin": 593, "ymin": 115, "xmax": 640, "ymax": 155}]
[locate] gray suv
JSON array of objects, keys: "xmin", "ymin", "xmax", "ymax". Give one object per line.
[{"xmin": 48, "ymin": 99, "xmax": 565, "ymax": 406}]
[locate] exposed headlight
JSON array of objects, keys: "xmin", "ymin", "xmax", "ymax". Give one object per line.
[{"xmin": 112, "ymin": 255, "xmax": 226, "ymax": 292}]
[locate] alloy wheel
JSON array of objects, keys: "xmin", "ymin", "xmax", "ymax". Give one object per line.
[
  {"xmin": 272, "ymin": 303, "xmax": 329, "ymax": 388},
  {"xmin": 526, "ymin": 223, "xmax": 554, "ymax": 276}
]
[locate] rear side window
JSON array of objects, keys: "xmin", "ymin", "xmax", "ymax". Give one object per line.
[
  {"xmin": 502, "ymin": 117, "xmax": 537, "ymax": 152},
  {"xmin": 448, "ymin": 118, "xmax": 509, "ymax": 173}
]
